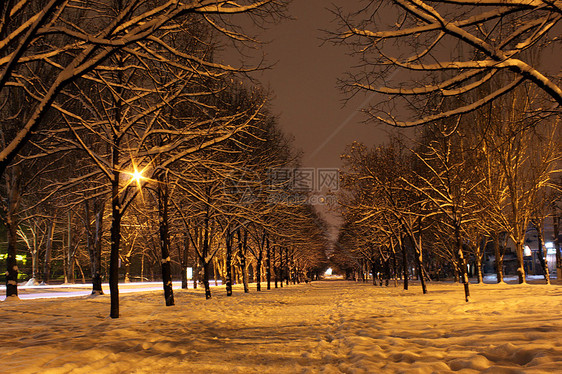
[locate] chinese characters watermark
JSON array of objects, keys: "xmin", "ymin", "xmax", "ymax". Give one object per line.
[{"xmin": 223, "ymin": 167, "xmax": 340, "ymax": 206}]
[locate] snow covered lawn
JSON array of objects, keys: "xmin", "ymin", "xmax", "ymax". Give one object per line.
[{"xmin": 1, "ymin": 280, "xmax": 562, "ymax": 373}]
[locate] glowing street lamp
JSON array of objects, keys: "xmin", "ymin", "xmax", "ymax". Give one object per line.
[
  {"xmin": 125, "ymin": 156, "xmax": 152, "ymax": 191},
  {"xmin": 131, "ymin": 169, "xmax": 143, "ymax": 184},
  {"xmin": 124, "ymin": 164, "xmax": 147, "ymax": 193}
]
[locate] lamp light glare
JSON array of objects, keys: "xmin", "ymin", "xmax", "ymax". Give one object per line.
[{"xmin": 132, "ymin": 170, "xmax": 143, "ymax": 183}]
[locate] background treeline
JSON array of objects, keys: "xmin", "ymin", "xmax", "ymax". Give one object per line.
[{"xmin": 332, "ymin": 82, "xmax": 561, "ymax": 301}]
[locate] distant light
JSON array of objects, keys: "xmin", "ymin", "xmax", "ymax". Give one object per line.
[
  {"xmin": 325, "ymin": 268, "xmax": 333, "ymax": 276},
  {"xmin": 0, "ymin": 254, "xmax": 27, "ymax": 264},
  {"xmin": 524, "ymin": 245, "xmax": 532, "ymax": 257},
  {"xmin": 546, "ymin": 242, "xmax": 556, "ymax": 255},
  {"xmin": 545, "ymin": 242, "xmax": 554, "ymax": 249}
]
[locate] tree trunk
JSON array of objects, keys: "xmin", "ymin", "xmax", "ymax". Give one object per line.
[
  {"xmin": 554, "ymin": 213, "xmax": 561, "ymax": 280},
  {"xmin": 158, "ymin": 172, "xmax": 174, "ymax": 306},
  {"xmin": 476, "ymin": 254, "xmax": 483, "ymax": 284},
  {"xmin": 378, "ymin": 257, "xmax": 384, "ymax": 286},
  {"xmin": 92, "ymin": 204, "xmax": 104, "ymax": 294},
  {"xmin": 181, "ymin": 234, "xmax": 189, "ymax": 289},
  {"xmin": 255, "ymin": 232, "xmax": 266, "ymax": 291},
  {"xmin": 123, "ymin": 254, "xmax": 131, "ymax": 283},
  {"xmin": 193, "ymin": 256, "xmax": 199, "ymax": 290},
  {"xmin": 256, "ymin": 253, "xmax": 262, "ymax": 291},
  {"xmin": 266, "ymin": 236, "xmax": 271, "ymax": 290},
  {"xmin": 412, "ymin": 233, "xmax": 427, "ymax": 294},
  {"xmin": 203, "ymin": 260, "xmax": 211, "ymax": 299},
  {"xmin": 63, "ymin": 238, "xmax": 68, "ymax": 284},
  {"xmin": 473, "ymin": 237, "xmax": 484, "ymax": 284},
  {"xmin": 74, "ymin": 257, "xmax": 85, "ymax": 284},
  {"xmin": 493, "ymin": 233, "xmax": 504, "ymax": 283},
  {"xmin": 5, "ymin": 165, "xmax": 23, "ymax": 297},
  {"xmin": 391, "ymin": 246, "xmax": 398, "ymax": 287},
  {"xmin": 43, "ymin": 219, "xmax": 55, "ymax": 285},
  {"xmin": 5, "ymin": 195, "xmax": 19, "ymax": 298},
  {"xmin": 109, "ymin": 169, "xmax": 122, "ymax": 318},
  {"xmin": 213, "ymin": 258, "xmax": 219, "ymax": 286},
  {"xmin": 240, "ymin": 250, "xmax": 248, "ymax": 293},
  {"xmin": 290, "ymin": 253, "xmax": 296, "ymax": 285},
  {"xmin": 414, "ymin": 249, "xmax": 426, "ymax": 293},
  {"xmin": 384, "ymin": 256, "xmax": 390, "ymax": 287},
  {"xmin": 275, "ymin": 245, "xmax": 280, "ymax": 288},
  {"xmin": 140, "ymin": 251, "xmax": 145, "ymax": 283},
  {"xmin": 225, "ymin": 230, "xmax": 233, "ymax": 296},
  {"xmin": 238, "ymin": 228, "xmax": 249, "ymax": 293},
  {"xmin": 402, "ymin": 239, "xmax": 408, "ymax": 290},
  {"xmin": 285, "ymin": 246, "xmax": 290, "ymax": 286},
  {"xmin": 533, "ymin": 220, "xmax": 550, "ymax": 285},
  {"xmin": 360, "ymin": 260, "xmax": 365, "ymax": 282},
  {"xmin": 32, "ymin": 224, "xmax": 38, "ymax": 280},
  {"xmin": 279, "ymin": 246, "xmax": 284, "ymax": 288},
  {"xmin": 455, "ymin": 224, "xmax": 470, "ymax": 302},
  {"xmin": 201, "ymin": 204, "xmax": 212, "ymax": 299},
  {"xmin": 66, "ymin": 211, "xmax": 75, "ymax": 284},
  {"xmin": 514, "ymin": 239, "xmax": 526, "ymax": 284}
]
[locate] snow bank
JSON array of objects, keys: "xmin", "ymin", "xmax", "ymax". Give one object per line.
[{"xmin": 1, "ymin": 281, "xmax": 561, "ymax": 373}]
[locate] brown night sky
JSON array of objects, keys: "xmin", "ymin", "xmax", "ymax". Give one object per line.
[{"xmin": 250, "ymin": 0, "xmax": 393, "ymax": 170}]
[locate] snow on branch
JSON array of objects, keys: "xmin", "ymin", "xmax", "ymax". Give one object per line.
[
  {"xmin": 367, "ymin": 77, "xmax": 525, "ymax": 127},
  {"xmin": 336, "ymin": 0, "xmax": 562, "ymax": 128}
]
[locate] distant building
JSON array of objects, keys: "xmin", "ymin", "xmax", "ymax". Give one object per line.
[{"xmin": 481, "ymin": 220, "xmax": 560, "ymax": 278}]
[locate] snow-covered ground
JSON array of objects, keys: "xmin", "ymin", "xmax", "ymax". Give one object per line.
[
  {"xmin": 1, "ymin": 280, "xmax": 561, "ymax": 373},
  {"xmin": 0, "ymin": 280, "xmax": 222, "ymax": 300}
]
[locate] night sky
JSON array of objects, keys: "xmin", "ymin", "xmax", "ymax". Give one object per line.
[{"xmin": 251, "ymin": 0, "xmax": 392, "ymax": 170}]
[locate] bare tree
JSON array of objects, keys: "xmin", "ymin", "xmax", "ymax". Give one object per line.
[
  {"xmin": 405, "ymin": 119, "xmax": 487, "ymax": 301},
  {"xmin": 0, "ymin": 0, "xmax": 283, "ymax": 177},
  {"xmin": 479, "ymin": 85, "xmax": 559, "ymax": 283},
  {"xmin": 334, "ymin": 0, "xmax": 562, "ymax": 127},
  {"xmin": 339, "ymin": 140, "xmax": 431, "ymax": 293}
]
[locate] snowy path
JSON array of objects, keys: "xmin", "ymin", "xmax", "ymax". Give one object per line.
[{"xmin": 1, "ymin": 280, "xmax": 562, "ymax": 373}]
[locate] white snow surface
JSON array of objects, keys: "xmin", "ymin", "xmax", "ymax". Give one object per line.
[
  {"xmin": 0, "ymin": 281, "xmax": 222, "ymax": 300},
  {"xmin": 1, "ymin": 280, "xmax": 562, "ymax": 373}
]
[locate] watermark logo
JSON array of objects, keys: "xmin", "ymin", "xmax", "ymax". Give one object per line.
[
  {"xmin": 268, "ymin": 168, "xmax": 339, "ymax": 191},
  {"xmin": 223, "ymin": 168, "xmax": 340, "ymax": 206},
  {"xmin": 317, "ymin": 168, "xmax": 340, "ymax": 191},
  {"xmin": 268, "ymin": 168, "xmax": 339, "ymax": 205}
]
